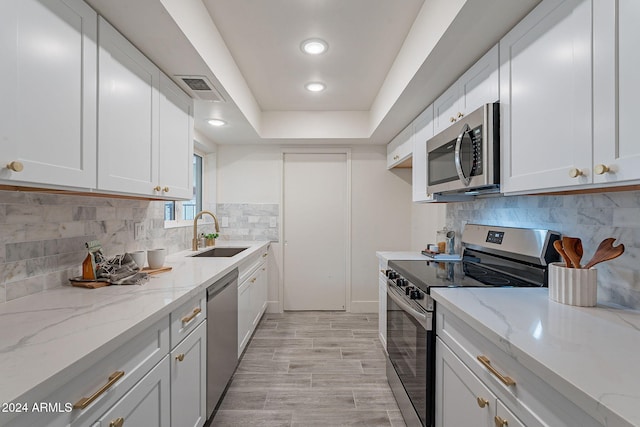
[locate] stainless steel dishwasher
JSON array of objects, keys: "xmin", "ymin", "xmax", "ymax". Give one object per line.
[{"xmin": 206, "ymin": 268, "xmax": 238, "ymax": 418}]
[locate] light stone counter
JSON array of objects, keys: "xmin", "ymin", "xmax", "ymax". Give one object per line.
[
  {"xmin": 0, "ymin": 241, "xmax": 269, "ymax": 425},
  {"xmin": 376, "ymin": 251, "xmax": 430, "ymax": 262},
  {"xmin": 431, "ymin": 287, "xmax": 640, "ymax": 427}
]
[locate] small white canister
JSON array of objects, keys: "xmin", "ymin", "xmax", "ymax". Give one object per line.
[{"xmin": 548, "ymin": 262, "xmax": 597, "ymax": 307}]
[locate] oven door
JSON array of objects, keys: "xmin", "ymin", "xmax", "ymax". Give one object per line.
[{"xmin": 386, "ymin": 284, "xmax": 434, "ymax": 427}]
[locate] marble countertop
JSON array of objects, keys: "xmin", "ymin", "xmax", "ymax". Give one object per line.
[
  {"xmin": 0, "ymin": 241, "xmax": 269, "ymax": 423},
  {"xmin": 431, "ymin": 287, "xmax": 640, "ymax": 427},
  {"xmin": 376, "ymin": 251, "xmax": 429, "ymax": 262}
]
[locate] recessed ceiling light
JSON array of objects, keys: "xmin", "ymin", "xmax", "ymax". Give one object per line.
[
  {"xmin": 305, "ymin": 82, "xmax": 326, "ymax": 92},
  {"xmin": 301, "ymin": 39, "xmax": 328, "ymax": 55},
  {"xmin": 207, "ymin": 119, "xmax": 226, "ymax": 127}
]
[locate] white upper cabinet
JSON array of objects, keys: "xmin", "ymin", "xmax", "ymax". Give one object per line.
[
  {"xmin": 433, "ymin": 45, "xmax": 499, "ymax": 135},
  {"xmin": 0, "ymin": 0, "xmax": 97, "ymax": 188},
  {"xmin": 387, "ymin": 125, "xmax": 414, "ymax": 169},
  {"xmin": 593, "ymin": 0, "xmax": 640, "ymax": 185},
  {"xmin": 159, "ymin": 74, "xmax": 194, "ymax": 200},
  {"xmin": 97, "ymin": 16, "xmax": 160, "ymax": 197},
  {"xmin": 501, "ymin": 0, "xmax": 593, "ymax": 194},
  {"xmin": 412, "ymin": 105, "xmax": 434, "ymax": 202}
]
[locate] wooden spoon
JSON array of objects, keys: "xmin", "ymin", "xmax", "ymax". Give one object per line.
[
  {"xmin": 553, "ymin": 240, "xmax": 572, "ymax": 268},
  {"xmin": 583, "ymin": 238, "xmax": 625, "ymax": 269},
  {"xmin": 562, "ymin": 236, "xmax": 583, "ymax": 268}
]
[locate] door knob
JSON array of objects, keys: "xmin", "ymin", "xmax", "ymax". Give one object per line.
[
  {"xmin": 163, "ymin": 187, "xmax": 170, "ymax": 192},
  {"xmin": 154, "ymin": 186, "xmax": 162, "ymax": 192},
  {"xmin": 569, "ymin": 168, "xmax": 584, "ymax": 178},
  {"xmin": 457, "ymin": 112, "xmax": 464, "ymax": 118},
  {"xmin": 6, "ymin": 161, "xmax": 23, "ymax": 172},
  {"xmin": 476, "ymin": 397, "xmax": 489, "ymax": 408},
  {"xmin": 595, "ymin": 164, "xmax": 610, "ymax": 175}
]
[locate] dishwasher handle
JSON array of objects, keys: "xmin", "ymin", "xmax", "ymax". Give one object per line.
[{"xmin": 207, "ymin": 268, "xmax": 239, "ymax": 300}]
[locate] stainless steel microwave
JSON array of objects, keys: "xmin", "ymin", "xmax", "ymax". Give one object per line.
[{"xmin": 427, "ymin": 103, "xmax": 500, "ymax": 195}]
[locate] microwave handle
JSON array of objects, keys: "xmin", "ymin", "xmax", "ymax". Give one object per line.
[{"xmin": 454, "ymin": 123, "xmax": 471, "ymax": 186}]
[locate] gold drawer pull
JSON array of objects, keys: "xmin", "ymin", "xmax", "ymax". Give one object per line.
[
  {"xmin": 181, "ymin": 307, "xmax": 201, "ymax": 325},
  {"xmin": 477, "ymin": 355, "xmax": 516, "ymax": 386},
  {"xmin": 477, "ymin": 397, "xmax": 489, "ymax": 408},
  {"xmin": 176, "ymin": 353, "xmax": 185, "ymax": 362},
  {"xmin": 262, "ymin": 253, "xmax": 268, "ymax": 258},
  {"xmin": 250, "ymin": 277, "xmax": 257, "ymax": 283},
  {"xmin": 495, "ymin": 415, "xmax": 508, "ymax": 426},
  {"xmin": 73, "ymin": 371, "xmax": 125, "ymax": 409},
  {"xmin": 110, "ymin": 417, "xmax": 124, "ymax": 427},
  {"xmin": 153, "ymin": 185, "xmax": 162, "ymax": 192}
]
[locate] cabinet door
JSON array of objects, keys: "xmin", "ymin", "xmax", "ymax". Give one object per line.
[
  {"xmin": 0, "ymin": 0, "xmax": 97, "ymax": 188},
  {"xmin": 97, "ymin": 17, "xmax": 160, "ymax": 196},
  {"xmin": 412, "ymin": 105, "xmax": 434, "ymax": 202},
  {"xmin": 97, "ymin": 356, "xmax": 170, "ymax": 427},
  {"xmin": 171, "ymin": 322, "xmax": 206, "ymax": 427},
  {"xmin": 436, "ymin": 338, "xmax": 495, "ymax": 427},
  {"xmin": 238, "ymin": 278, "xmax": 252, "ymax": 357},
  {"xmin": 458, "ymin": 44, "xmax": 499, "ymax": 115},
  {"xmin": 386, "ymin": 125, "xmax": 414, "ymax": 169},
  {"xmin": 496, "ymin": 400, "xmax": 527, "ymax": 427},
  {"xmin": 433, "ymin": 84, "xmax": 460, "ymax": 135},
  {"xmin": 593, "ymin": 0, "xmax": 640, "ymax": 184},
  {"xmin": 159, "ymin": 74, "xmax": 194, "ymax": 200},
  {"xmin": 501, "ymin": 0, "xmax": 592, "ymax": 194}
]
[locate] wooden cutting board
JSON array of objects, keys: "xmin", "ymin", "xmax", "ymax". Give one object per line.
[{"xmin": 141, "ymin": 266, "xmax": 172, "ymax": 275}]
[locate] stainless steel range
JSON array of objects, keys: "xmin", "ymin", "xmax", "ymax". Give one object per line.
[{"xmin": 385, "ymin": 224, "xmax": 561, "ymax": 427}]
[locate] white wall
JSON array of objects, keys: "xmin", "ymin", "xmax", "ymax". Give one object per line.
[
  {"xmin": 216, "ymin": 144, "xmax": 412, "ymax": 312},
  {"xmin": 411, "ymin": 202, "xmax": 446, "ymax": 251}
]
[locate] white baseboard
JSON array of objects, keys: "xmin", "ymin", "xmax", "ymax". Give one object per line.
[
  {"xmin": 266, "ymin": 301, "xmax": 281, "ymax": 313},
  {"xmin": 349, "ymin": 300, "xmax": 378, "ymax": 313}
]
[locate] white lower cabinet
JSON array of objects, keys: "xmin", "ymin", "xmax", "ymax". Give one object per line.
[
  {"xmin": 238, "ymin": 259, "xmax": 268, "ymax": 357},
  {"xmin": 95, "ymin": 356, "xmax": 170, "ymax": 427},
  {"xmin": 378, "ymin": 259, "xmax": 388, "ymax": 350},
  {"xmin": 171, "ymin": 322, "xmax": 207, "ymax": 427},
  {"xmin": 436, "ymin": 305, "xmax": 601, "ymax": 427}
]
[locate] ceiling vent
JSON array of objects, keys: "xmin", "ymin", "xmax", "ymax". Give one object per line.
[{"xmin": 175, "ymin": 75, "xmax": 225, "ymax": 102}]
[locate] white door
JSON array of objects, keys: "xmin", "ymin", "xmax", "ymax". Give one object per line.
[{"xmin": 283, "ymin": 153, "xmax": 348, "ymax": 311}]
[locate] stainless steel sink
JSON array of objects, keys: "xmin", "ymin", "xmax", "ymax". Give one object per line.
[{"xmin": 191, "ymin": 247, "xmax": 248, "ymax": 258}]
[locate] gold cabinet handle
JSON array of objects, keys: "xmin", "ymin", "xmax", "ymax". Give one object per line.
[
  {"xmin": 457, "ymin": 112, "xmax": 464, "ymax": 118},
  {"xmin": 73, "ymin": 371, "xmax": 125, "ymax": 409},
  {"xmin": 175, "ymin": 353, "xmax": 185, "ymax": 362},
  {"xmin": 595, "ymin": 164, "xmax": 611, "ymax": 175},
  {"xmin": 476, "ymin": 397, "xmax": 489, "ymax": 408},
  {"xmin": 569, "ymin": 168, "xmax": 584, "ymax": 178},
  {"xmin": 163, "ymin": 187, "xmax": 170, "ymax": 192},
  {"xmin": 262, "ymin": 253, "xmax": 268, "ymax": 258},
  {"xmin": 153, "ymin": 185, "xmax": 162, "ymax": 192},
  {"xmin": 110, "ymin": 417, "xmax": 124, "ymax": 427},
  {"xmin": 495, "ymin": 415, "xmax": 509, "ymax": 426},
  {"xmin": 250, "ymin": 277, "xmax": 257, "ymax": 283},
  {"xmin": 6, "ymin": 161, "xmax": 24, "ymax": 172},
  {"xmin": 181, "ymin": 307, "xmax": 201, "ymax": 325},
  {"xmin": 477, "ymin": 355, "xmax": 516, "ymax": 386},
  {"xmin": 449, "ymin": 117, "xmax": 456, "ymax": 123}
]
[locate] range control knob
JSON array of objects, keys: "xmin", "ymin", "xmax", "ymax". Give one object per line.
[
  {"xmin": 410, "ymin": 289, "xmax": 423, "ymax": 300},
  {"xmin": 396, "ymin": 278, "xmax": 408, "ymax": 287},
  {"xmin": 388, "ymin": 271, "xmax": 398, "ymax": 280},
  {"xmin": 385, "ymin": 269, "xmax": 393, "ymax": 277},
  {"xmin": 405, "ymin": 285, "xmax": 414, "ymax": 295}
]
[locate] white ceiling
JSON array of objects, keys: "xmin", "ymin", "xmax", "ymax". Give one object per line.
[
  {"xmin": 203, "ymin": 0, "xmax": 424, "ymax": 112},
  {"xmin": 85, "ymin": 0, "xmax": 541, "ymax": 148}
]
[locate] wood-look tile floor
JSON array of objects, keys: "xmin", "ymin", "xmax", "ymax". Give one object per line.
[{"xmin": 209, "ymin": 311, "xmax": 406, "ymax": 427}]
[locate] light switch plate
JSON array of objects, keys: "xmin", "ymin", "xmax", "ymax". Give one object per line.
[{"xmin": 134, "ymin": 222, "xmax": 144, "ymax": 240}]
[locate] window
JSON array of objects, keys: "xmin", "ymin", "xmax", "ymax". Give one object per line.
[{"xmin": 165, "ymin": 153, "xmax": 203, "ymax": 223}]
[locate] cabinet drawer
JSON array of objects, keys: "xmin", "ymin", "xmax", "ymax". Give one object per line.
[
  {"xmin": 436, "ymin": 307, "xmax": 600, "ymax": 427},
  {"xmin": 170, "ymin": 293, "xmax": 206, "ymax": 349},
  {"xmin": 237, "ymin": 245, "xmax": 269, "ymax": 285}
]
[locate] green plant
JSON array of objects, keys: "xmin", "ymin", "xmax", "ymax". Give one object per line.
[{"xmin": 205, "ymin": 233, "xmax": 219, "ymax": 240}]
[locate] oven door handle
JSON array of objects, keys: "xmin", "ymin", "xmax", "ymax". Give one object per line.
[
  {"xmin": 454, "ymin": 123, "xmax": 471, "ymax": 186},
  {"xmin": 387, "ymin": 286, "xmax": 429, "ymax": 330}
]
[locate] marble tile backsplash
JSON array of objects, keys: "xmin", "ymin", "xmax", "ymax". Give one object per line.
[
  {"xmin": 446, "ymin": 191, "xmax": 640, "ymax": 310},
  {"xmin": 216, "ymin": 203, "xmax": 279, "ymax": 242},
  {"xmin": 0, "ymin": 191, "xmax": 214, "ymax": 303}
]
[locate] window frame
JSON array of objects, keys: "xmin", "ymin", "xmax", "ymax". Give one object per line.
[{"xmin": 164, "ymin": 149, "xmax": 206, "ymax": 229}]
